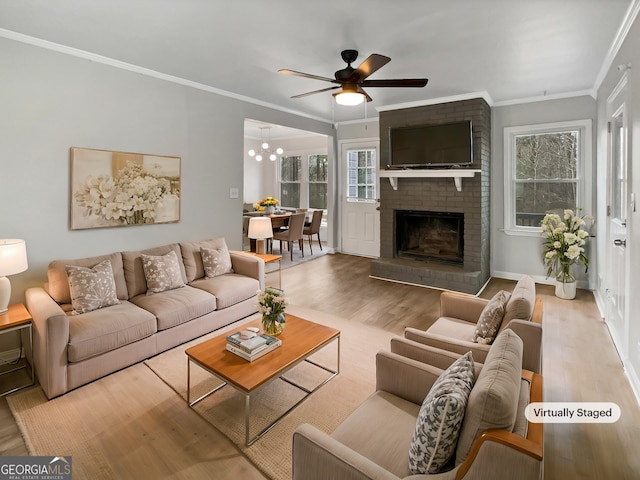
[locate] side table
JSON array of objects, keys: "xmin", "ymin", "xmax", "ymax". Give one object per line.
[
  {"xmin": 0, "ymin": 304, "xmax": 35, "ymax": 396},
  {"xmin": 245, "ymin": 252, "xmax": 282, "ymax": 289}
]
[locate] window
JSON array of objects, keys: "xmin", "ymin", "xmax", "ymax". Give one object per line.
[
  {"xmin": 280, "ymin": 155, "xmax": 301, "ymax": 208},
  {"xmin": 347, "ymin": 149, "xmax": 376, "ymax": 201},
  {"xmin": 504, "ymin": 120, "xmax": 591, "ymax": 234},
  {"xmin": 308, "ymin": 154, "xmax": 328, "ymax": 210},
  {"xmin": 279, "ymin": 153, "xmax": 328, "ymax": 210}
]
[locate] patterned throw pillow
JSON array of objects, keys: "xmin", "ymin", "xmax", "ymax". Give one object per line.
[
  {"xmin": 473, "ymin": 290, "xmax": 510, "ymax": 344},
  {"xmin": 408, "ymin": 351, "xmax": 475, "ymax": 474},
  {"xmin": 201, "ymin": 246, "xmax": 233, "ymax": 278},
  {"xmin": 65, "ymin": 259, "xmax": 120, "ymax": 314},
  {"xmin": 140, "ymin": 250, "xmax": 186, "ymax": 294}
]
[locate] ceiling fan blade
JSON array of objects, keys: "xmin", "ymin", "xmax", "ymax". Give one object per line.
[
  {"xmin": 349, "ymin": 54, "xmax": 391, "ymax": 82},
  {"xmin": 291, "ymin": 86, "xmax": 341, "ymax": 98},
  {"xmin": 361, "ymin": 87, "xmax": 373, "ymax": 103},
  {"xmin": 278, "ymin": 69, "xmax": 336, "ymax": 83},
  {"xmin": 361, "ymin": 78, "xmax": 429, "ymax": 88}
]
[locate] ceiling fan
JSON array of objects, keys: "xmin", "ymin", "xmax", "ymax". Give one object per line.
[{"xmin": 279, "ymin": 49, "xmax": 429, "ymax": 106}]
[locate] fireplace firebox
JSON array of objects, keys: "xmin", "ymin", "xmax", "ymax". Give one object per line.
[{"xmin": 396, "ymin": 210, "xmax": 464, "ymax": 264}]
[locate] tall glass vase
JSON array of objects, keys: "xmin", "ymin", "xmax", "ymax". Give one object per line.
[{"xmin": 555, "ymin": 270, "xmax": 577, "ymax": 300}]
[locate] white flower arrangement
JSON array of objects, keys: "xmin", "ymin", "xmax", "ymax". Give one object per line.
[
  {"xmin": 540, "ymin": 209, "xmax": 592, "ymax": 283},
  {"xmin": 257, "ymin": 287, "xmax": 287, "ymax": 318},
  {"xmin": 75, "ymin": 161, "xmax": 173, "ymax": 225}
]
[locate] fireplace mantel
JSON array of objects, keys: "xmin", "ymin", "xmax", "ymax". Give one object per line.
[{"xmin": 379, "ymin": 169, "xmax": 481, "ymax": 192}]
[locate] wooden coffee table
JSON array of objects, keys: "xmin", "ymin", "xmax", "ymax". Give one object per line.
[{"xmin": 185, "ymin": 313, "xmax": 340, "ymax": 446}]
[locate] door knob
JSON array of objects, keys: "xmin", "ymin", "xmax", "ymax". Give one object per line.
[{"xmin": 614, "ymin": 239, "xmax": 627, "ymax": 247}]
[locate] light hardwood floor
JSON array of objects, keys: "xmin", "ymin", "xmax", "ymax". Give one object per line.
[{"xmin": 2, "ymin": 253, "xmax": 639, "ymax": 478}]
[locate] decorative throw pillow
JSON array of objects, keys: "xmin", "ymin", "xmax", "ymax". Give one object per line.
[
  {"xmin": 140, "ymin": 250, "xmax": 186, "ymax": 294},
  {"xmin": 473, "ymin": 290, "xmax": 510, "ymax": 344},
  {"xmin": 201, "ymin": 246, "xmax": 233, "ymax": 278},
  {"xmin": 65, "ymin": 259, "xmax": 120, "ymax": 314},
  {"xmin": 408, "ymin": 351, "xmax": 475, "ymax": 474}
]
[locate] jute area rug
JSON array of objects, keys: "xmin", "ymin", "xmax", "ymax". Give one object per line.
[{"xmin": 7, "ymin": 305, "xmax": 396, "ymax": 480}]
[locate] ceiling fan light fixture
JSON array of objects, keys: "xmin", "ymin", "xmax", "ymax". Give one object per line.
[{"xmin": 335, "ymin": 90, "xmax": 365, "ymax": 106}]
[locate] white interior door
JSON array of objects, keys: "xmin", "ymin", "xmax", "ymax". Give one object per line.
[
  {"xmin": 606, "ymin": 103, "xmax": 629, "ymax": 358},
  {"xmin": 340, "ymin": 141, "xmax": 380, "ymax": 257}
]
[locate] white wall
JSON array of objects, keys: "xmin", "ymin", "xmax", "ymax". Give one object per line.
[
  {"xmin": 491, "ymin": 96, "xmax": 597, "ymax": 287},
  {"xmin": 0, "ymin": 36, "xmax": 333, "ymax": 305}
]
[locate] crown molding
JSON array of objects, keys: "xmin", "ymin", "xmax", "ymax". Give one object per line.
[
  {"xmin": 493, "ymin": 89, "xmax": 596, "ymax": 107},
  {"xmin": 0, "ymin": 28, "xmax": 334, "ymax": 125},
  {"xmin": 376, "ymin": 91, "xmax": 495, "ymax": 112},
  {"xmin": 593, "ymin": 0, "xmax": 640, "ymax": 94}
]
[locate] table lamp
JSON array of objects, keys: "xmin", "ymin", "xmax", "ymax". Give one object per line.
[
  {"xmin": 248, "ymin": 217, "xmax": 273, "ymax": 254},
  {"xmin": 0, "ymin": 239, "xmax": 28, "ymax": 314}
]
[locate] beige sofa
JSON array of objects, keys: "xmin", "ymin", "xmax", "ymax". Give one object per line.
[
  {"xmin": 25, "ymin": 238, "xmax": 264, "ymax": 399},
  {"xmin": 292, "ymin": 329, "xmax": 543, "ymax": 480},
  {"xmin": 404, "ymin": 275, "xmax": 543, "ymax": 373}
]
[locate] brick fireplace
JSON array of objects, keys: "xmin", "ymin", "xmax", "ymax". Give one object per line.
[{"xmin": 370, "ymin": 98, "xmax": 491, "ymax": 294}]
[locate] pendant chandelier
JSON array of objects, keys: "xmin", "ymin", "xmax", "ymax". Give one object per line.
[{"xmin": 248, "ymin": 127, "xmax": 284, "ymax": 161}]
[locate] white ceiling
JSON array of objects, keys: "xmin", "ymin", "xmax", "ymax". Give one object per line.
[{"xmin": 0, "ymin": 0, "xmax": 634, "ymax": 126}]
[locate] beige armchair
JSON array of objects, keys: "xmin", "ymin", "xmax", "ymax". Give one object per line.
[
  {"xmin": 292, "ymin": 329, "xmax": 543, "ymax": 480},
  {"xmin": 404, "ymin": 276, "xmax": 543, "ymax": 373}
]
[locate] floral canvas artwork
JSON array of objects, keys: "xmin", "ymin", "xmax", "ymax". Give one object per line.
[{"xmin": 70, "ymin": 147, "xmax": 181, "ymax": 230}]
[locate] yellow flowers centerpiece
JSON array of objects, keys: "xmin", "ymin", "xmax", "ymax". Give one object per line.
[
  {"xmin": 257, "ymin": 287, "xmax": 287, "ymax": 336},
  {"xmin": 540, "ymin": 209, "xmax": 591, "ymax": 299},
  {"xmin": 255, "ymin": 196, "xmax": 279, "ymax": 214}
]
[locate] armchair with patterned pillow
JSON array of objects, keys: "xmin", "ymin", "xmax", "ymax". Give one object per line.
[
  {"xmin": 403, "ymin": 275, "xmax": 543, "ymax": 373},
  {"xmin": 292, "ymin": 329, "xmax": 543, "ymax": 480}
]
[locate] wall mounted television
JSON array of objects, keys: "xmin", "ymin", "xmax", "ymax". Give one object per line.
[{"xmin": 388, "ymin": 120, "xmax": 473, "ymax": 168}]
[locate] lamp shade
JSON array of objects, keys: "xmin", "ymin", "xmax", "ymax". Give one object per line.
[
  {"xmin": 0, "ymin": 239, "xmax": 28, "ymax": 276},
  {"xmin": 248, "ymin": 217, "xmax": 273, "ymax": 239},
  {"xmin": 0, "ymin": 239, "xmax": 28, "ymax": 313}
]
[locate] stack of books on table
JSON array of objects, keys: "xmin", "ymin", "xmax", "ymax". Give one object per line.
[{"xmin": 226, "ymin": 332, "xmax": 282, "ymax": 361}]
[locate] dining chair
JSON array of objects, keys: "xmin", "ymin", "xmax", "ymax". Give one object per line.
[
  {"xmin": 303, "ymin": 210, "xmax": 323, "ymax": 254},
  {"xmin": 273, "ymin": 213, "xmax": 305, "ymax": 261}
]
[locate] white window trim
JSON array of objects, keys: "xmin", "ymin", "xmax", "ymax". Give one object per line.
[
  {"xmin": 503, "ymin": 119, "xmax": 592, "ymax": 237},
  {"xmin": 346, "ymin": 147, "xmax": 377, "ymax": 204},
  {"xmin": 279, "ymin": 152, "xmax": 329, "ymax": 211}
]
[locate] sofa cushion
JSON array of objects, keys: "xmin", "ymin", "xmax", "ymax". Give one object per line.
[
  {"xmin": 129, "ymin": 285, "xmax": 217, "ymax": 331},
  {"xmin": 180, "ymin": 238, "xmax": 230, "ymax": 282},
  {"xmin": 189, "ymin": 273, "xmax": 259, "ymax": 310},
  {"xmin": 141, "ymin": 250, "xmax": 186, "ymax": 294},
  {"xmin": 456, "ymin": 329, "xmax": 523, "ymax": 464},
  {"xmin": 409, "ymin": 351, "xmax": 475, "ymax": 474},
  {"xmin": 65, "ymin": 260, "xmax": 121, "ymax": 314},
  {"xmin": 122, "ymin": 244, "xmax": 187, "ymax": 298},
  {"xmin": 201, "ymin": 245, "xmax": 233, "ymax": 278},
  {"xmin": 331, "ymin": 391, "xmax": 420, "ymax": 478},
  {"xmin": 67, "ymin": 301, "xmax": 157, "ymax": 363},
  {"xmin": 48, "ymin": 252, "xmax": 128, "ymax": 304},
  {"xmin": 428, "ymin": 317, "xmax": 477, "ymax": 342},
  {"xmin": 502, "ymin": 275, "xmax": 536, "ymax": 326},
  {"xmin": 473, "ymin": 290, "xmax": 510, "ymax": 345}
]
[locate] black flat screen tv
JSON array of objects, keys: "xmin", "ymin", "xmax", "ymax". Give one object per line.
[{"xmin": 389, "ymin": 120, "xmax": 473, "ymax": 168}]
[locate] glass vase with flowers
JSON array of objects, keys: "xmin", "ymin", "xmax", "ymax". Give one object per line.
[{"xmin": 257, "ymin": 287, "xmax": 287, "ymax": 335}]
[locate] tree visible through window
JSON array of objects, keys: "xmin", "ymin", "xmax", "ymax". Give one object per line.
[
  {"xmin": 280, "ymin": 155, "xmax": 301, "ymax": 208},
  {"xmin": 347, "ymin": 149, "xmax": 376, "ymax": 201},
  {"xmin": 309, "ymin": 154, "xmax": 328, "ymax": 209},
  {"xmin": 514, "ymin": 130, "xmax": 579, "ymax": 226}
]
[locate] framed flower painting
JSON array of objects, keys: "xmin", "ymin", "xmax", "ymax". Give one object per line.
[{"xmin": 70, "ymin": 147, "xmax": 181, "ymax": 230}]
